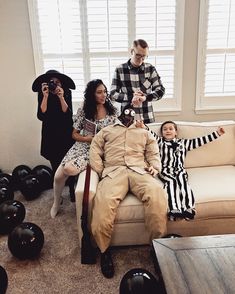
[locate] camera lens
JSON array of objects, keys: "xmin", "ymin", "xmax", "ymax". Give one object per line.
[{"xmin": 48, "ymin": 80, "xmax": 57, "ymax": 91}]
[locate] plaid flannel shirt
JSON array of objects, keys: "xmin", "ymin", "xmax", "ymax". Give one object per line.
[{"xmin": 110, "ymin": 59, "xmax": 165, "ymax": 123}]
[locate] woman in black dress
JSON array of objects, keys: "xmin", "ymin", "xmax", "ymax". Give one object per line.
[{"xmin": 32, "ymin": 70, "xmax": 76, "ymax": 199}]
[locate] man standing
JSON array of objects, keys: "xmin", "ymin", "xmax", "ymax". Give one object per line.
[
  {"xmin": 89, "ymin": 106, "xmax": 167, "ymax": 278},
  {"xmin": 110, "ymin": 39, "xmax": 165, "ymax": 123}
]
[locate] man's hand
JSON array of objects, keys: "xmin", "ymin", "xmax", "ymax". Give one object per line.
[
  {"xmin": 145, "ymin": 166, "xmax": 158, "ymax": 177},
  {"xmin": 217, "ymin": 127, "xmax": 225, "ymax": 136},
  {"xmin": 135, "ymin": 120, "xmax": 145, "ymax": 128},
  {"xmin": 131, "ymin": 90, "xmax": 146, "ymax": 107},
  {"xmin": 136, "ymin": 90, "xmax": 146, "ymax": 102},
  {"xmin": 132, "ymin": 94, "xmax": 142, "ymax": 107}
]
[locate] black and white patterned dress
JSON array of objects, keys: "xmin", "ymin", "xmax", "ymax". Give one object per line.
[
  {"xmin": 146, "ymin": 126, "xmax": 220, "ymax": 219},
  {"xmin": 61, "ymin": 108, "xmax": 117, "ymax": 173}
]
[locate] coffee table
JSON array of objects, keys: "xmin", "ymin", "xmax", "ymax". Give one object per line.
[{"xmin": 152, "ymin": 234, "xmax": 235, "ymax": 294}]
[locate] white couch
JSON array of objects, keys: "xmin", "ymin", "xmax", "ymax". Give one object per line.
[{"xmin": 75, "ymin": 120, "xmax": 235, "ymax": 247}]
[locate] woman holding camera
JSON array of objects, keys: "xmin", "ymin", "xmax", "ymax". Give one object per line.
[{"xmin": 32, "ymin": 70, "xmax": 76, "ymax": 198}]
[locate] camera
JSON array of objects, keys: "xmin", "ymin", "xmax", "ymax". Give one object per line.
[{"xmin": 48, "ymin": 80, "xmax": 57, "ymax": 92}]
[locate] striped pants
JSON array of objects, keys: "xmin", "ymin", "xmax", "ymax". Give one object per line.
[{"xmin": 159, "ymin": 171, "xmax": 195, "ymax": 213}]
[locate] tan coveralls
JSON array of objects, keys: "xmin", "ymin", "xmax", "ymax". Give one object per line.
[{"xmin": 89, "ymin": 120, "xmax": 168, "ymax": 253}]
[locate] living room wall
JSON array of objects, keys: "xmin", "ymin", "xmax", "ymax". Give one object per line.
[{"xmin": 0, "ymin": 0, "xmax": 234, "ymax": 172}]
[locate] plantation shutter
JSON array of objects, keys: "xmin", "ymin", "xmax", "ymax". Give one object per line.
[
  {"xmin": 136, "ymin": 0, "xmax": 176, "ymax": 98},
  {"xmin": 206, "ymin": 0, "xmax": 235, "ymax": 96},
  {"xmin": 34, "ymin": 0, "xmax": 84, "ymax": 99},
  {"xmin": 196, "ymin": 0, "xmax": 235, "ymax": 111},
  {"xmin": 87, "ymin": 0, "xmax": 128, "ymax": 88},
  {"xmin": 29, "ymin": 0, "xmax": 184, "ymax": 109}
]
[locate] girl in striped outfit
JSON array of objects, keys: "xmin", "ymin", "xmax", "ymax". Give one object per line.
[{"xmin": 141, "ymin": 121, "xmax": 225, "ymax": 220}]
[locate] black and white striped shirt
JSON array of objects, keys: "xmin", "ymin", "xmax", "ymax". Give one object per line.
[{"xmin": 146, "ymin": 127, "xmax": 220, "ymax": 175}]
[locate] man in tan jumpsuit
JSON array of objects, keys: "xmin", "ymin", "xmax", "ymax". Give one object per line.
[{"xmin": 89, "ymin": 106, "xmax": 167, "ymax": 278}]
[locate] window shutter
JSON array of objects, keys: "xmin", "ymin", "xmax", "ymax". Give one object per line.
[
  {"xmin": 29, "ymin": 0, "xmax": 184, "ymax": 111},
  {"xmin": 87, "ymin": 0, "xmax": 128, "ymax": 52},
  {"xmin": 196, "ymin": 0, "xmax": 235, "ymax": 111},
  {"xmin": 205, "ymin": 0, "xmax": 235, "ymax": 96},
  {"xmin": 136, "ymin": 0, "xmax": 176, "ymax": 99},
  {"xmin": 136, "ymin": 0, "xmax": 176, "ymax": 50},
  {"xmin": 35, "ymin": 0, "xmax": 85, "ymax": 98},
  {"xmin": 87, "ymin": 0, "xmax": 128, "ymax": 87}
]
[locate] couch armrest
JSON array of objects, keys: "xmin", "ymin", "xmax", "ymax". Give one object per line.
[{"xmin": 75, "ymin": 167, "xmax": 99, "ymax": 247}]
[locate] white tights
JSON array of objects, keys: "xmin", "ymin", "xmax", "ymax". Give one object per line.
[{"xmin": 50, "ymin": 161, "xmax": 80, "ymax": 218}]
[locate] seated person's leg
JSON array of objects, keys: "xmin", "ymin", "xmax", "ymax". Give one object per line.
[
  {"xmin": 160, "ymin": 173, "xmax": 183, "ymax": 220},
  {"xmin": 50, "ymin": 165, "xmax": 69, "ymax": 218},
  {"xmin": 51, "ymin": 159, "xmax": 88, "ymax": 218},
  {"xmin": 91, "ymin": 171, "xmax": 129, "ymax": 278},
  {"xmin": 177, "ymin": 173, "xmax": 196, "ymax": 220},
  {"xmin": 63, "ymin": 161, "xmax": 79, "ymax": 202},
  {"xmin": 63, "ymin": 161, "xmax": 81, "ymax": 176},
  {"xmin": 91, "ymin": 173, "xmax": 129, "ymax": 252},
  {"xmin": 129, "ymin": 171, "xmax": 168, "ymax": 240}
]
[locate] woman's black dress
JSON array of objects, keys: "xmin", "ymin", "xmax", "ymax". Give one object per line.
[{"xmin": 37, "ymin": 90, "xmax": 75, "ymax": 173}]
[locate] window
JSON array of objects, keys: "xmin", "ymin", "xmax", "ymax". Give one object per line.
[
  {"xmin": 28, "ymin": 0, "xmax": 184, "ymax": 112},
  {"xmin": 196, "ymin": 0, "xmax": 235, "ymax": 113}
]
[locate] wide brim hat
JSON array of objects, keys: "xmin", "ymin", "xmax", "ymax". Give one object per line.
[{"xmin": 32, "ymin": 70, "xmax": 76, "ymax": 92}]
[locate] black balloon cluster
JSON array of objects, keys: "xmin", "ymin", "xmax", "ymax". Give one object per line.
[
  {"xmin": 0, "ymin": 164, "xmax": 53, "ymax": 202},
  {"xmin": 0, "ymin": 165, "xmax": 47, "ymax": 289},
  {"xmin": 0, "ymin": 221, "xmax": 45, "ymax": 293},
  {"xmin": 0, "ymin": 200, "xmax": 44, "ymax": 259},
  {"xmin": 12, "ymin": 164, "xmax": 53, "ymax": 200},
  {"xmin": 0, "ymin": 200, "xmax": 44, "ymax": 261}
]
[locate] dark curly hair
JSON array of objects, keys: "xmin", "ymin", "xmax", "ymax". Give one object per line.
[{"xmin": 83, "ymin": 79, "xmax": 117, "ymax": 120}]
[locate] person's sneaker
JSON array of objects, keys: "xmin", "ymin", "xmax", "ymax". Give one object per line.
[
  {"xmin": 168, "ymin": 210, "xmax": 183, "ymax": 221},
  {"xmin": 168, "ymin": 215, "xmax": 176, "ymax": 221},
  {"xmin": 100, "ymin": 249, "xmax": 114, "ymax": 278},
  {"xmin": 183, "ymin": 209, "xmax": 196, "ymax": 220}
]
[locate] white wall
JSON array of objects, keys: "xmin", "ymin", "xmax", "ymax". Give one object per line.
[
  {"xmin": 0, "ymin": 0, "xmax": 47, "ymax": 173},
  {"xmin": 0, "ymin": 0, "xmax": 234, "ymax": 172}
]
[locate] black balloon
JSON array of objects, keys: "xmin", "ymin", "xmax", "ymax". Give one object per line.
[
  {"xmin": 19, "ymin": 174, "xmax": 41, "ymax": 201},
  {"xmin": 32, "ymin": 165, "xmax": 53, "ymax": 191},
  {"xmin": 12, "ymin": 165, "xmax": 32, "ymax": 190},
  {"xmin": 0, "ymin": 265, "xmax": 8, "ymax": 294},
  {"xmin": 0, "ymin": 173, "xmax": 12, "ymax": 187},
  {"xmin": 119, "ymin": 268, "xmax": 159, "ymax": 294},
  {"xmin": 8, "ymin": 222, "xmax": 44, "ymax": 259},
  {"xmin": 0, "ymin": 185, "xmax": 14, "ymax": 205},
  {"xmin": 0, "ymin": 200, "xmax": 26, "ymax": 235}
]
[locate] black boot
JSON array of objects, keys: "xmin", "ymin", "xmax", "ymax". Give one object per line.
[
  {"xmin": 100, "ymin": 248, "xmax": 114, "ymax": 278},
  {"xmin": 67, "ymin": 176, "xmax": 75, "ymax": 202},
  {"xmin": 69, "ymin": 184, "xmax": 75, "ymax": 202}
]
